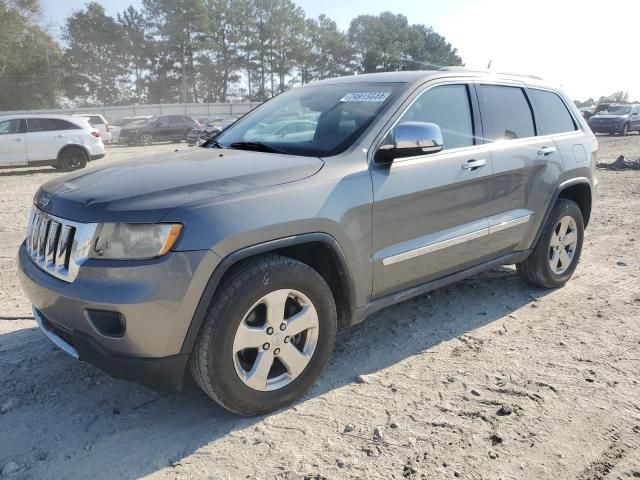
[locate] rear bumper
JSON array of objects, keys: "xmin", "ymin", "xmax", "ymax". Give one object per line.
[{"xmin": 33, "ymin": 307, "xmax": 189, "ymax": 387}]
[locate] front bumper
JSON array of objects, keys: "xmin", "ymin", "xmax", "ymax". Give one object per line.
[
  {"xmin": 33, "ymin": 307, "xmax": 188, "ymax": 386},
  {"xmin": 589, "ymin": 123, "xmax": 624, "ymax": 133},
  {"xmin": 18, "ymin": 243, "xmax": 221, "ymax": 386}
]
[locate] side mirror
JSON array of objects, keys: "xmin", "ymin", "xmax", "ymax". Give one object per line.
[{"xmin": 376, "ymin": 122, "xmax": 443, "ymax": 163}]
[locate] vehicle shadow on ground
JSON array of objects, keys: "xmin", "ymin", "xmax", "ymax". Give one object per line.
[
  {"xmin": 0, "ymin": 167, "xmax": 59, "ymax": 177},
  {"xmin": 0, "ymin": 266, "xmax": 550, "ymax": 479}
]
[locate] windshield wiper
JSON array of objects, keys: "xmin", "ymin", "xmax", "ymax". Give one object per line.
[
  {"xmin": 201, "ymin": 138, "xmax": 224, "ymax": 149},
  {"xmin": 229, "ymin": 141, "xmax": 290, "ymax": 155}
]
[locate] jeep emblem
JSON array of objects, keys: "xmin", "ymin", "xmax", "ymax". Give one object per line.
[{"xmin": 38, "ymin": 195, "xmax": 50, "ymax": 208}]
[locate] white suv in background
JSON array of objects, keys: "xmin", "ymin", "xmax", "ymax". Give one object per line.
[
  {"xmin": 73, "ymin": 114, "xmax": 112, "ymax": 143},
  {"xmin": 0, "ymin": 114, "xmax": 105, "ymax": 171}
]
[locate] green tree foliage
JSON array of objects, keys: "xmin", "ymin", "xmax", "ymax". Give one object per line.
[
  {"xmin": 142, "ymin": 0, "xmax": 208, "ymax": 102},
  {"xmin": 118, "ymin": 6, "xmax": 152, "ymax": 103},
  {"xmin": 2, "ymin": 0, "xmax": 466, "ymax": 109},
  {"xmin": 63, "ymin": 2, "xmax": 130, "ymax": 105},
  {"xmin": 0, "ymin": 0, "xmax": 64, "ymax": 110},
  {"xmin": 349, "ymin": 12, "xmax": 463, "ymax": 73}
]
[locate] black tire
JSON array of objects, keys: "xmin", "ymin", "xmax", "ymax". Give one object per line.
[
  {"xmin": 516, "ymin": 198, "xmax": 584, "ymax": 289},
  {"xmin": 190, "ymin": 254, "xmax": 337, "ymax": 415},
  {"xmin": 56, "ymin": 146, "xmax": 88, "ymax": 171}
]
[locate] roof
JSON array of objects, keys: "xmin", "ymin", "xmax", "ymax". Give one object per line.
[
  {"xmin": 0, "ymin": 113, "xmax": 91, "ymax": 120},
  {"xmin": 309, "ymin": 68, "xmax": 552, "ymax": 89}
]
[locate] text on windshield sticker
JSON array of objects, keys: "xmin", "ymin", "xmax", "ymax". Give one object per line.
[{"xmin": 340, "ymin": 92, "xmax": 390, "ymax": 102}]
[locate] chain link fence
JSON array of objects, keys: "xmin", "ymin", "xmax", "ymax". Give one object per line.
[{"xmin": 0, "ymin": 102, "xmax": 262, "ymax": 121}]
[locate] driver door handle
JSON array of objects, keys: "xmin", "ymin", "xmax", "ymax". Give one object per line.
[
  {"xmin": 538, "ymin": 146, "xmax": 557, "ymax": 156},
  {"xmin": 12, "ymin": 138, "xmax": 23, "ymax": 142},
  {"xmin": 461, "ymin": 158, "xmax": 487, "ymax": 170}
]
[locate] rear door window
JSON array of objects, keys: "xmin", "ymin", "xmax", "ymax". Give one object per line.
[
  {"xmin": 170, "ymin": 116, "xmax": 183, "ymax": 125},
  {"xmin": 27, "ymin": 118, "xmax": 58, "ymax": 132},
  {"xmin": 397, "ymin": 84, "xmax": 475, "ymax": 150},
  {"xmin": 0, "ymin": 119, "xmax": 27, "ymax": 135},
  {"xmin": 528, "ymin": 89, "xmax": 577, "ymax": 135},
  {"xmin": 478, "ymin": 85, "xmax": 535, "ymax": 141}
]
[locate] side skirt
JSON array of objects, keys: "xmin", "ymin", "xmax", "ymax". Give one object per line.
[{"xmin": 352, "ymin": 249, "xmax": 531, "ymax": 325}]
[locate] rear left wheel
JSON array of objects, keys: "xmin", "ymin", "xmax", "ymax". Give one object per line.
[
  {"xmin": 190, "ymin": 254, "xmax": 337, "ymax": 415},
  {"xmin": 516, "ymin": 198, "xmax": 584, "ymax": 288},
  {"xmin": 56, "ymin": 147, "xmax": 88, "ymax": 171}
]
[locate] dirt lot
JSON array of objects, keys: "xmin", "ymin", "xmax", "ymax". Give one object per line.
[{"xmin": 1, "ymin": 138, "xmax": 639, "ymax": 480}]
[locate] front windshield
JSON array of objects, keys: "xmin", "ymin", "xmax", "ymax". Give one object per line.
[
  {"xmin": 605, "ymin": 106, "xmax": 631, "ymax": 115},
  {"xmin": 214, "ymin": 83, "xmax": 403, "ymax": 157}
]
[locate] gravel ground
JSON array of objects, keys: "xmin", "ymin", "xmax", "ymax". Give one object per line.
[{"xmin": 0, "ymin": 137, "xmax": 639, "ymax": 480}]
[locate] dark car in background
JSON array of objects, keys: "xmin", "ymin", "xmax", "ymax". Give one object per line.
[
  {"xmin": 588, "ymin": 104, "xmax": 640, "ymax": 135},
  {"xmin": 187, "ymin": 117, "xmax": 238, "ymax": 146},
  {"xmin": 119, "ymin": 115, "xmax": 200, "ymax": 145}
]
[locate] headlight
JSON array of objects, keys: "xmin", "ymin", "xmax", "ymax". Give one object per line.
[{"xmin": 91, "ymin": 223, "xmax": 182, "ymax": 260}]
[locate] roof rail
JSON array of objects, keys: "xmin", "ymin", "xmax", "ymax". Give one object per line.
[{"xmin": 437, "ymin": 66, "xmax": 543, "ymax": 81}]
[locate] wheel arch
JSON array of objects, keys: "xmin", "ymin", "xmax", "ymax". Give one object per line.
[
  {"xmin": 180, "ymin": 233, "xmax": 357, "ymax": 355},
  {"xmin": 556, "ymin": 178, "xmax": 592, "ymax": 227},
  {"xmin": 531, "ymin": 177, "xmax": 593, "ymax": 249}
]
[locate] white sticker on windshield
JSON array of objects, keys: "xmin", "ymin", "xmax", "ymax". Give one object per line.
[{"xmin": 340, "ymin": 92, "xmax": 390, "ymax": 103}]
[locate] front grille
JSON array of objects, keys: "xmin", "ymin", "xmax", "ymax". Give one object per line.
[{"xmin": 25, "ymin": 207, "xmax": 98, "ymax": 283}]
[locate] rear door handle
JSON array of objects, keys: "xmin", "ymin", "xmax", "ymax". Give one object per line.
[
  {"xmin": 461, "ymin": 158, "xmax": 488, "ymax": 170},
  {"xmin": 538, "ymin": 146, "xmax": 557, "ymax": 156}
]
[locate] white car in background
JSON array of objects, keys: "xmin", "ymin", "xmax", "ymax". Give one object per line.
[
  {"xmin": 72, "ymin": 114, "xmax": 112, "ymax": 143},
  {"xmin": 0, "ymin": 114, "xmax": 105, "ymax": 171},
  {"xmin": 110, "ymin": 115, "xmax": 152, "ymax": 144}
]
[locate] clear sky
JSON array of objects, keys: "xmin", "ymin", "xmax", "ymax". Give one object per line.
[{"xmin": 42, "ymin": 0, "xmax": 640, "ymax": 102}]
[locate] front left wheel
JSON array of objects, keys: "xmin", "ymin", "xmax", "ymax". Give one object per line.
[{"xmin": 190, "ymin": 254, "xmax": 337, "ymax": 415}]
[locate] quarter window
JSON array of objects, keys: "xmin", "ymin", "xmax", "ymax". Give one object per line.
[
  {"xmin": 0, "ymin": 119, "xmax": 27, "ymax": 135},
  {"xmin": 529, "ymin": 89, "xmax": 577, "ymax": 135},
  {"xmin": 53, "ymin": 119, "xmax": 81, "ymax": 130},
  {"xmin": 397, "ymin": 84, "xmax": 474, "ymax": 150},
  {"xmin": 479, "ymin": 85, "xmax": 535, "ymax": 141}
]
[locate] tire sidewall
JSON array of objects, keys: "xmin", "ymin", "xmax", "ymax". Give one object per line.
[
  {"xmin": 539, "ymin": 200, "xmax": 585, "ymax": 286},
  {"xmin": 204, "ymin": 262, "xmax": 337, "ymax": 414},
  {"xmin": 58, "ymin": 147, "xmax": 88, "ymax": 171}
]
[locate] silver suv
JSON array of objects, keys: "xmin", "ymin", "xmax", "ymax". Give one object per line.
[{"xmin": 18, "ymin": 70, "xmax": 597, "ymax": 415}]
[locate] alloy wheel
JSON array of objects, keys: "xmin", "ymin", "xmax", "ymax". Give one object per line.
[
  {"xmin": 61, "ymin": 149, "xmax": 84, "ymax": 170},
  {"xmin": 549, "ymin": 215, "xmax": 578, "ymax": 274},
  {"xmin": 140, "ymin": 134, "xmax": 153, "ymax": 145},
  {"xmin": 232, "ymin": 289, "xmax": 319, "ymax": 391}
]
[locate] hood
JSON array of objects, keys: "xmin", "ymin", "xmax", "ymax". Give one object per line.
[
  {"xmin": 120, "ymin": 124, "xmax": 151, "ymax": 132},
  {"xmin": 35, "ymin": 148, "xmax": 324, "ymax": 223}
]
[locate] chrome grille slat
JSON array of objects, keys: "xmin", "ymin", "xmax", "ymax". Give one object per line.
[
  {"xmin": 45, "ymin": 221, "xmax": 61, "ymax": 265},
  {"xmin": 24, "ymin": 206, "xmax": 98, "ymax": 283},
  {"xmin": 56, "ymin": 225, "xmax": 72, "ymax": 269}
]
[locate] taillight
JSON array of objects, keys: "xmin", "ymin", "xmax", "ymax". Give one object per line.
[{"xmin": 90, "ymin": 130, "xmax": 100, "ymax": 138}]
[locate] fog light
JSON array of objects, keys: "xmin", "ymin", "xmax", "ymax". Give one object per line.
[{"xmin": 86, "ymin": 309, "xmax": 126, "ymax": 337}]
